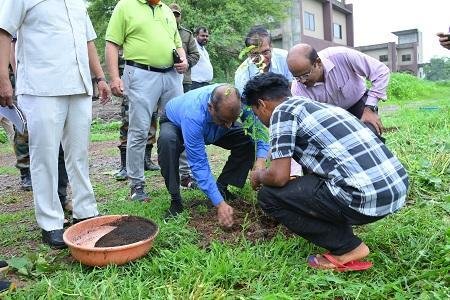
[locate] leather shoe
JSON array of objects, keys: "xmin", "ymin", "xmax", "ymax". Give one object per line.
[
  {"xmin": 72, "ymin": 214, "xmax": 100, "ymax": 225},
  {"xmin": 41, "ymin": 229, "xmax": 67, "ymax": 249}
]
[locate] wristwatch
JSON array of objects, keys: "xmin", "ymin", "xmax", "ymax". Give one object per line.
[
  {"xmin": 364, "ymin": 105, "xmax": 378, "ymax": 113},
  {"xmin": 94, "ymin": 77, "xmax": 107, "ymax": 84}
]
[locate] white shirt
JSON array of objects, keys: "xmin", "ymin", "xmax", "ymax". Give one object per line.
[
  {"xmin": 234, "ymin": 48, "xmax": 293, "ymax": 94},
  {"xmin": 0, "ymin": 0, "xmax": 97, "ymax": 96},
  {"xmin": 191, "ymin": 40, "xmax": 213, "ymax": 83}
]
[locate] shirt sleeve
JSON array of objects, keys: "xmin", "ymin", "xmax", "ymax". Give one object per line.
[
  {"xmin": 234, "ymin": 60, "xmax": 253, "ymax": 94},
  {"xmin": 181, "ymin": 118, "xmax": 224, "ymax": 206},
  {"xmin": 105, "ymin": 2, "xmax": 125, "ymax": 46},
  {"xmin": 0, "ymin": 0, "xmax": 26, "ymax": 36},
  {"xmin": 86, "ymin": 14, "xmax": 97, "ymax": 42},
  {"xmin": 269, "ymin": 110, "xmax": 298, "ymax": 160},
  {"xmin": 345, "ymin": 49, "xmax": 390, "ymax": 105}
]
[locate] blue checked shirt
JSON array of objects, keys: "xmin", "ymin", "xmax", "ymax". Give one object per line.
[{"xmin": 269, "ymin": 96, "xmax": 409, "ymax": 216}]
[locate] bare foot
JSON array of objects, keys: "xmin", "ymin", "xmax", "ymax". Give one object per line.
[{"xmin": 311, "ymin": 243, "xmax": 370, "ymax": 269}]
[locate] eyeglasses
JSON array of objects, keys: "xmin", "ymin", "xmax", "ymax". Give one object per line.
[
  {"xmin": 173, "ymin": 12, "xmax": 181, "ymax": 17},
  {"xmin": 293, "ymin": 64, "xmax": 315, "ymax": 82},
  {"xmin": 249, "ymin": 49, "xmax": 272, "ymax": 60}
]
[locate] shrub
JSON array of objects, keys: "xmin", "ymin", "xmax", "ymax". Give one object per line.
[{"xmin": 387, "ymin": 73, "xmax": 438, "ymax": 101}]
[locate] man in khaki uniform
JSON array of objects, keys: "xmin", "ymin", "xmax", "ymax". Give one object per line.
[{"xmin": 169, "ymin": 3, "xmax": 199, "ymax": 93}]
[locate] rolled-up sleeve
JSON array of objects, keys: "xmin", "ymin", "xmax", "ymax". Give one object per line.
[{"xmin": 181, "ymin": 118, "xmax": 223, "ymax": 206}]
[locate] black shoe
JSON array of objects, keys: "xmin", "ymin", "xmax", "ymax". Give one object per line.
[
  {"xmin": 0, "ymin": 280, "xmax": 13, "ymax": 293},
  {"xmin": 130, "ymin": 184, "xmax": 150, "ymax": 202},
  {"xmin": 20, "ymin": 171, "xmax": 32, "ymax": 191},
  {"xmin": 144, "ymin": 146, "xmax": 160, "ymax": 171},
  {"xmin": 164, "ymin": 202, "xmax": 184, "ymax": 220},
  {"xmin": 217, "ymin": 183, "xmax": 237, "ymax": 201},
  {"xmin": 0, "ymin": 260, "xmax": 8, "ymax": 273},
  {"xmin": 180, "ymin": 176, "xmax": 198, "ymax": 189},
  {"xmin": 72, "ymin": 214, "xmax": 101, "ymax": 225},
  {"xmin": 41, "ymin": 229, "xmax": 67, "ymax": 249}
]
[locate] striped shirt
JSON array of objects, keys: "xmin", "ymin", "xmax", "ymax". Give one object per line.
[{"xmin": 269, "ymin": 96, "xmax": 408, "ymax": 216}]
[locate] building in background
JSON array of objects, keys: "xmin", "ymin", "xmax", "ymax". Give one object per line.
[
  {"xmin": 356, "ymin": 29, "xmax": 424, "ymax": 77},
  {"xmin": 272, "ymin": 0, "xmax": 354, "ymax": 51}
]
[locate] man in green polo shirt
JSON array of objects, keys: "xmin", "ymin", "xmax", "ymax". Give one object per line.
[{"xmin": 105, "ymin": 0, "xmax": 188, "ymax": 202}]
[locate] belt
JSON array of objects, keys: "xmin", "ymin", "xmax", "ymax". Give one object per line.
[{"xmin": 125, "ymin": 60, "xmax": 173, "ymax": 73}]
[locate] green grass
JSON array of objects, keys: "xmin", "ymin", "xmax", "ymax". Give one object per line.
[{"xmin": 1, "ymin": 84, "xmax": 449, "ymax": 299}]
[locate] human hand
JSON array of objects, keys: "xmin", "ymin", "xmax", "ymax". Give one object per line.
[
  {"xmin": 217, "ymin": 201, "xmax": 234, "ymax": 228},
  {"xmin": 0, "ymin": 76, "xmax": 13, "ymax": 108},
  {"xmin": 97, "ymin": 80, "xmax": 112, "ymax": 105},
  {"xmin": 437, "ymin": 32, "xmax": 450, "ymax": 50},
  {"xmin": 250, "ymin": 169, "xmax": 263, "ymax": 191},
  {"xmin": 361, "ymin": 108, "xmax": 383, "ymax": 135},
  {"xmin": 109, "ymin": 77, "xmax": 124, "ymax": 97},
  {"xmin": 174, "ymin": 59, "xmax": 188, "ymax": 74}
]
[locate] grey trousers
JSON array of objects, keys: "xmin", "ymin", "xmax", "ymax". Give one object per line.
[{"xmin": 124, "ymin": 65, "xmax": 183, "ymax": 186}]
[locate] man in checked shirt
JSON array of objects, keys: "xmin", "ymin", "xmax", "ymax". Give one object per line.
[{"xmin": 244, "ymin": 73, "xmax": 409, "ymax": 272}]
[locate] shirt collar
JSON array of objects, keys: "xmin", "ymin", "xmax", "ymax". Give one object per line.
[
  {"xmin": 319, "ymin": 55, "xmax": 335, "ymax": 79},
  {"xmin": 137, "ymin": 0, "xmax": 162, "ymax": 7}
]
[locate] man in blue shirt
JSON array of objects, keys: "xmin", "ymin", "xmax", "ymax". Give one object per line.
[{"xmin": 158, "ymin": 84, "xmax": 268, "ymax": 227}]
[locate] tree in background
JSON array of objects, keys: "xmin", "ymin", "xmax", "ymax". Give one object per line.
[
  {"xmin": 88, "ymin": 0, "xmax": 288, "ymax": 82},
  {"xmin": 424, "ymin": 57, "xmax": 450, "ymax": 81}
]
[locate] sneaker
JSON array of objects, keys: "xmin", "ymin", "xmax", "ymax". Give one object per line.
[
  {"xmin": 115, "ymin": 167, "xmax": 128, "ymax": 181},
  {"xmin": 130, "ymin": 184, "xmax": 150, "ymax": 202},
  {"xmin": 164, "ymin": 202, "xmax": 184, "ymax": 220},
  {"xmin": 180, "ymin": 176, "xmax": 198, "ymax": 189}
]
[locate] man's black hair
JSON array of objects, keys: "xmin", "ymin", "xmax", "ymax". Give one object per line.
[
  {"xmin": 244, "ymin": 25, "xmax": 271, "ymax": 47},
  {"xmin": 242, "ymin": 73, "xmax": 291, "ymax": 107},
  {"xmin": 195, "ymin": 26, "xmax": 208, "ymax": 35}
]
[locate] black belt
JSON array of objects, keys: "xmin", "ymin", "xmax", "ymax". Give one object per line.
[{"xmin": 125, "ymin": 60, "xmax": 173, "ymax": 73}]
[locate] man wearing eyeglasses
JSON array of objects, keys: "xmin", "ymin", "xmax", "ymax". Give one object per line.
[
  {"xmin": 287, "ymin": 44, "xmax": 390, "ymax": 138},
  {"xmin": 234, "ymin": 26, "xmax": 293, "ymax": 93}
]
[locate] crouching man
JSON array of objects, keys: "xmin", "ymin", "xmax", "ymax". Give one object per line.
[
  {"xmin": 244, "ymin": 73, "xmax": 408, "ymax": 271},
  {"xmin": 158, "ymin": 84, "xmax": 268, "ymax": 227}
]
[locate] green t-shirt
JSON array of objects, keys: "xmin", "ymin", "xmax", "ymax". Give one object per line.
[{"xmin": 106, "ymin": 0, "xmax": 182, "ymax": 67}]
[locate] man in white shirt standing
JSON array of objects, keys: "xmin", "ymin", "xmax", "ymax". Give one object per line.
[
  {"xmin": 191, "ymin": 27, "xmax": 214, "ymax": 90},
  {"xmin": 0, "ymin": 0, "xmax": 111, "ymax": 249}
]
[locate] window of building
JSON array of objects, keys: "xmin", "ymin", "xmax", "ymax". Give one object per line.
[
  {"xmin": 402, "ymin": 54, "xmax": 412, "ymax": 62},
  {"xmin": 333, "ymin": 23, "xmax": 342, "ymax": 39},
  {"xmin": 304, "ymin": 12, "xmax": 315, "ymax": 31},
  {"xmin": 379, "ymin": 55, "xmax": 388, "ymax": 62}
]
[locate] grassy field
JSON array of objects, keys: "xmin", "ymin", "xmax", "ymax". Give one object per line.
[{"xmin": 0, "ymin": 76, "xmax": 449, "ymax": 299}]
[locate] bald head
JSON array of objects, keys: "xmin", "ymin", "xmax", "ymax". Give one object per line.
[
  {"xmin": 209, "ymin": 84, "xmax": 241, "ymax": 128},
  {"xmin": 287, "ymin": 43, "xmax": 322, "ymax": 86}
]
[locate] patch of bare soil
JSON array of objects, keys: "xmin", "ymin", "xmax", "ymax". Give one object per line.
[
  {"xmin": 92, "ymin": 97, "xmax": 122, "ymax": 122},
  {"xmin": 188, "ymin": 199, "xmax": 294, "ymax": 248}
]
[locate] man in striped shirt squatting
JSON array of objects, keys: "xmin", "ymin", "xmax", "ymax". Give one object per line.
[{"xmin": 244, "ymin": 72, "xmax": 408, "ymax": 272}]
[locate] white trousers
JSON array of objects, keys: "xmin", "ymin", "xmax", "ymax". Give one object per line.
[{"xmin": 18, "ymin": 94, "xmax": 98, "ymax": 231}]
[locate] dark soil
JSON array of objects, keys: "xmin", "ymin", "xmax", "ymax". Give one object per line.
[
  {"xmin": 188, "ymin": 199, "xmax": 294, "ymax": 248},
  {"xmin": 95, "ymin": 216, "xmax": 158, "ymax": 247}
]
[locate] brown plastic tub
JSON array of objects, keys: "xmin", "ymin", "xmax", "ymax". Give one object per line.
[{"xmin": 63, "ymin": 215, "xmax": 159, "ymax": 267}]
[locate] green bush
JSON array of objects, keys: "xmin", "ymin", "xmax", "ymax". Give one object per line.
[{"xmin": 387, "ymin": 72, "xmax": 439, "ymax": 101}]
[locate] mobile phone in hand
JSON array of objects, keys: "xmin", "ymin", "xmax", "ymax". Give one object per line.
[{"xmin": 172, "ymin": 49, "xmax": 182, "ymax": 64}]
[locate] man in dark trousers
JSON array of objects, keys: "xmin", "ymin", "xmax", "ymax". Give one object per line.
[
  {"xmin": 244, "ymin": 73, "xmax": 408, "ymax": 271},
  {"xmin": 158, "ymin": 84, "xmax": 268, "ymax": 226}
]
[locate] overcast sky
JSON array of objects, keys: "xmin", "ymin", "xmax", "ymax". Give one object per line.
[{"xmin": 347, "ymin": 0, "xmax": 450, "ymax": 62}]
